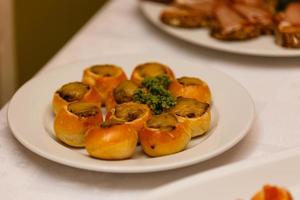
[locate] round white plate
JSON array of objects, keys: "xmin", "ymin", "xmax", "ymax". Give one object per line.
[
  {"xmin": 8, "ymin": 55, "xmax": 254, "ymax": 173},
  {"xmin": 139, "ymin": 1, "xmax": 300, "ymax": 57}
]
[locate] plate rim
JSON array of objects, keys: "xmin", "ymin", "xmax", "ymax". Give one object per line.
[
  {"xmin": 7, "ymin": 56, "xmax": 255, "ymax": 173},
  {"xmin": 139, "ymin": 1, "xmax": 300, "ymax": 57}
]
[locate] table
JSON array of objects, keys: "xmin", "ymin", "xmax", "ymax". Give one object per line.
[{"xmin": 1, "ymin": 0, "xmax": 300, "ymax": 199}]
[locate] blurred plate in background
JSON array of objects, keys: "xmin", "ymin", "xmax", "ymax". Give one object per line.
[{"xmin": 139, "ymin": 1, "xmax": 300, "ymax": 57}]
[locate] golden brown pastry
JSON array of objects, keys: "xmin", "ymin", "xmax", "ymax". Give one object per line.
[
  {"xmin": 131, "ymin": 62, "xmax": 175, "ymax": 86},
  {"xmin": 169, "ymin": 76, "xmax": 211, "ymax": 104},
  {"xmin": 54, "ymin": 102, "xmax": 103, "ymax": 147},
  {"xmin": 252, "ymin": 185, "xmax": 293, "ymax": 200},
  {"xmin": 85, "ymin": 119, "xmax": 138, "ymax": 160},
  {"xmin": 106, "ymin": 102, "xmax": 152, "ymax": 133},
  {"xmin": 139, "ymin": 113, "xmax": 191, "ymax": 157},
  {"xmin": 170, "ymin": 97, "xmax": 210, "ymax": 137},
  {"xmin": 52, "ymin": 82, "xmax": 102, "ymax": 115},
  {"xmin": 105, "ymin": 80, "xmax": 138, "ymax": 112},
  {"xmin": 82, "ymin": 64, "xmax": 127, "ymax": 103}
]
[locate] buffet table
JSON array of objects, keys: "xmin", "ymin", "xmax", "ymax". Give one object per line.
[{"xmin": 1, "ymin": 0, "xmax": 300, "ymax": 199}]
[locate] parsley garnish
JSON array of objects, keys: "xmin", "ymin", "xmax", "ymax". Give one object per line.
[{"xmin": 133, "ymin": 75, "xmax": 176, "ymax": 114}]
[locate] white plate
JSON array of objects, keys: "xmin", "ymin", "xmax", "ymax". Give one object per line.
[
  {"xmin": 143, "ymin": 147, "xmax": 300, "ymax": 199},
  {"xmin": 139, "ymin": 1, "xmax": 300, "ymax": 57},
  {"xmin": 7, "ymin": 55, "xmax": 254, "ymax": 173}
]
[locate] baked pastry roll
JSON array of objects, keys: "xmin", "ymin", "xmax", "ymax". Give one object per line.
[
  {"xmin": 52, "ymin": 82, "xmax": 102, "ymax": 115},
  {"xmin": 85, "ymin": 119, "xmax": 138, "ymax": 160},
  {"xmin": 105, "ymin": 80, "xmax": 138, "ymax": 112},
  {"xmin": 252, "ymin": 185, "xmax": 293, "ymax": 200},
  {"xmin": 54, "ymin": 102, "xmax": 103, "ymax": 147},
  {"xmin": 211, "ymin": 2, "xmax": 260, "ymax": 40},
  {"xmin": 139, "ymin": 113, "xmax": 191, "ymax": 157},
  {"xmin": 275, "ymin": 3, "xmax": 300, "ymax": 48},
  {"xmin": 170, "ymin": 97, "xmax": 210, "ymax": 137},
  {"xmin": 82, "ymin": 64, "xmax": 127, "ymax": 103},
  {"xmin": 106, "ymin": 102, "xmax": 151, "ymax": 133},
  {"xmin": 131, "ymin": 62, "xmax": 175, "ymax": 86},
  {"xmin": 169, "ymin": 76, "xmax": 211, "ymax": 104}
]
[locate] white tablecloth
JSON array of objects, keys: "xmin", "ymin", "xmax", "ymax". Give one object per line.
[{"xmin": 1, "ymin": 0, "xmax": 300, "ymax": 199}]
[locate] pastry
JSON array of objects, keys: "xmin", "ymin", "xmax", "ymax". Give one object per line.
[
  {"xmin": 252, "ymin": 185, "xmax": 293, "ymax": 200},
  {"xmin": 85, "ymin": 119, "xmax": 138, "ymax": 160},
  {"xmin": 169, "ymin": 76, "xmax": 211, "ymax": 104},
  {"xmin": 105, "ymin": 80, "xmax": 138, "ymax": 112},
  {"xmin": 170, "ymin": 97, "xmax": 210, "ymax": 137},
  {"xmin": 106, "ymin": 102, "xmax": 151, "ymax": 133},
  {"xmin": 131, "ymin": 62, "xmax": 175, "ymax": 86},
  {"xmin": 139, "ymin": 113, "xmax": 191, "ymax": 157},
  {"xmin": 82, "ymin": 64, "xmax": 127, "ymax": 103},
  {"xmin": 54, "ymin": 102, "xmax": 103, "ymax": 147},
  {"xmin": 52, "ymin": 81, "xmax": 102, "ymax": 115},
  {"xmin": 51, "ymin": 62, "xmax": 213, "ymax": 160}
]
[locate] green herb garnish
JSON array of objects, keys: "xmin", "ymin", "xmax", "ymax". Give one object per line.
[
  {"xmin": 133, "ymin": 75, "xmax": 176, "ymax": 114},
  {"xmin": 142, "ymin": 75, "xmax": 171, "ymax": 89}
]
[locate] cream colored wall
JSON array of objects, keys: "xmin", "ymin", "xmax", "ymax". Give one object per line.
[
  {"xmin": 0, "ymin": 0, "xmax": 16, "ymax": 107},
  {"xmin": 0, "ymin": 0, "xmax": 106, "ymax": 107},
  {"xmin": 14, "ymin": 0, "xmax": 107, "ymax": 87}
]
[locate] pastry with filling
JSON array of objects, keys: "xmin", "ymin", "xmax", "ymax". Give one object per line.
[
  {"xmin": 106, "ymin": 102, "xmax": 151, "ymax": 133},
  {"xmin": 252, "ymin": 185, "xmax": 293, "ymax": 200},
  {"xmin": 139, "ymin": 113, "xmax": 191, "ymax": 157},
  {"xmin": 169, "ymin": 76, "xmax": 211, "ymax": 104},
  {"xmin": 170, "ymin": 97, "xmax": 210, "ymax": 137},
  {"xmin": 82, "ymin": 64, "xmax": 127, "ymax": 103},
  {"xmin": 54, "ymin": 102, "xmax": 103, "ymax": 147},
  {"xmin": 52, "ymin": 82, "xmax": 102, "ymax": 115},
  {"xmin": 105, "ymin": 80, "xmax": 138, "ymax": 112},
  {"xmin": 85, "ymin": 119, "xmax": 138, "ymax": 160},
  {"xmin": 131, "ymin": 62, "xmax": 175, "ymax": 86}
]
